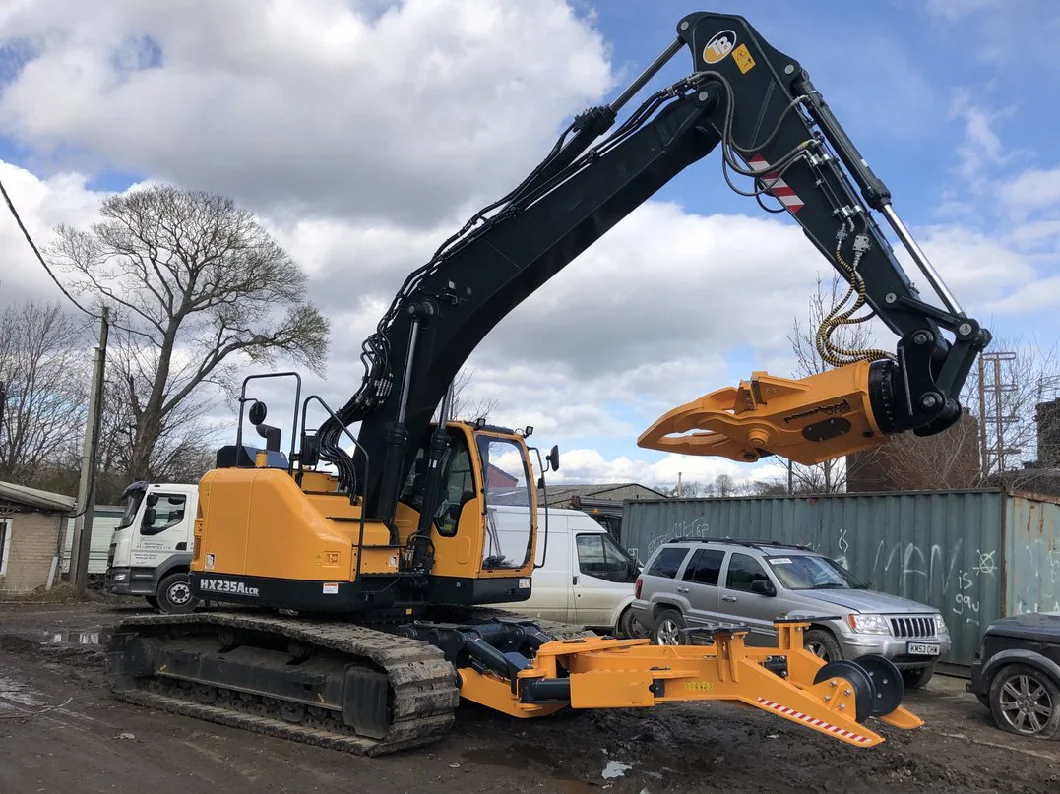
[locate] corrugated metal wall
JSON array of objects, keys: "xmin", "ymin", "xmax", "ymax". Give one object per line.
[
  {"xmin": 1004, "ymin": 494, "xmax": 1060, "ymax": 616},
  {"xmin": 620, "ymin": 489, "xmax": 1060, "ymax": 666}
]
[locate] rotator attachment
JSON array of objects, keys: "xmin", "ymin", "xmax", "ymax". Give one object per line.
[
  {"xmin": 637, "ymin": 359, "xmax": 892, "ymax": 465},
  {"xmin": 441, "ymin": 617, "xmax": 923, "ymax": 748}
]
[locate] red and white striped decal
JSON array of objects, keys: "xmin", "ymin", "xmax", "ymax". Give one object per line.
[
  {"xmin": 756, "ymin": 697, "xmax": 873, "ymax": 745},
  {"xmin": 747, "ymin": 154, "xmax": 804, "ymax": 214}
]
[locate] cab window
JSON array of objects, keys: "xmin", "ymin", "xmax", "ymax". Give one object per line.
[
  {"xmin": 140, "ymin": 494, "xmax": 187, "ymax": 536},
  {"xmin": 575, "ymin": 533, "xmax": 636, "ymax": 582}
]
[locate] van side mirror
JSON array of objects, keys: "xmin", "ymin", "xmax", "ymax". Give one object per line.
[
  {"xmin": 547, "ymin": 445, "xmax": 560, "ymax": 472},
  {"xmin": 142, "ymin": 507, "xmax": 157, "ymax": 527},
  {"xmin": 751, "ymin": 578, "xmax": 776, "ymax": 597}
]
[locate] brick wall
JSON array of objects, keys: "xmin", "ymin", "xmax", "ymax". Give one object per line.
[{"xmin": 0, "ymin": 510, "xmax": 63, "ymax": 593}]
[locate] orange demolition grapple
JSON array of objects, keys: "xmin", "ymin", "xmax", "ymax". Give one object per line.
[{"xmin": 638, "ymin": 360, "xmax": 893, "ymax": 465}]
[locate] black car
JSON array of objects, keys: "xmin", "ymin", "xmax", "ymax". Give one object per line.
[{"xmin": 968, "ymin": 613, "xmax": 1060, "ymax": 739}]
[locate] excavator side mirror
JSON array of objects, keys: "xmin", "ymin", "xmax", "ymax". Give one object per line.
[
  {"xmin": 248, "ymin": 400, "xmax": 268, "ymax": 426},
  {"xmin": 547, "ymin": 445, "xmax": 560, "ymax": 472}
]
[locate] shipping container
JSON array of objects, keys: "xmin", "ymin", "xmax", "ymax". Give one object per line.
[{"xmin": 621, "ymin": 489, "xmax": 1060, "ymax": 666}]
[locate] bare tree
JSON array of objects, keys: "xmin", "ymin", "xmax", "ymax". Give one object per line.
[
  {"xmin": 0, "ymin": 297, "xmax": 88, "ymax": 485},
  {"xmin": 786, "ymin": 274, "xmax": 880, "ymax": 493},
  {"xmin": 714, "ymin": 473, "xmax": 736, "ymax": 497},
  {"xmin": 448, "ymin": 367, "xmax": 499, "ymax": 422},
  {"xmin": 45, "ymin": 186, "xmax": 330, "ymax": 480},
  {"xmin": 654, "ymin": 480, "xmax": 712, "ymax": 498}
]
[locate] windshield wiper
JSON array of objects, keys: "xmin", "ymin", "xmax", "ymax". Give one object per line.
[{"xmin": 812, "ymin": 583, "xmax": 848, "ymax": 589}]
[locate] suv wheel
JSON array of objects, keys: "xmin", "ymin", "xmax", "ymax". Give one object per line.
[
  {"xmin": 988, "ymin": 664, "xmax": 1060, "ymax": 739},
  {"xmin": 156, "ymin": 571, "xmax": 201, "ymax": 615},
  {"xmin": 803, "ymin": 629, "xmax": 842, "ymax": 662},
  {"xmin": 654, "ymin": 609, "xmax": 686, "ymax": 645},
  {"xmin": 618, "ymin": 607, "xmax": 649, "ymax": 640},
  {"xmin": 901, "ymin": 665, "xmax": 934, "ymax": 690}
]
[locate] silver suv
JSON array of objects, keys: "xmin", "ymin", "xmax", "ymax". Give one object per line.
[{"xmin": 631, "ymin": 538, "xmax": 951, "ymax": 689}]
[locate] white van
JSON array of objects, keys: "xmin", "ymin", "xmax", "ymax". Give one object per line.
[
  {"xmin": 497, "ymin": 507, "xmax": 646, "ymax": 638},
  {"xmin": 105, "ymin": 481, "xmax": 201, "ymax": 613}
]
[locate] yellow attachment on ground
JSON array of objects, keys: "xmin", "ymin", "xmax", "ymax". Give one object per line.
[
  {"xmin": 458, "ymin": 621, "xmax": 922, "ymax": 748},
  {"xmin": 637, "ymin": 359, "xmax": 890, "ymax": 465}
]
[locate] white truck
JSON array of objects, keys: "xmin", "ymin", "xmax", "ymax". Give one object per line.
[
  {"xmin": 104, "ymin": 481, "xmax": 201, "ymax": 613},
  {"xmin": 495, "ymin": 506, "xmax": 646, "ymax": 639}
]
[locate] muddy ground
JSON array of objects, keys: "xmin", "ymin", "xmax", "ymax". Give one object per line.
[{"xmin": 0, "ymin": 601, "xmax": 1057, "ymax": 794}]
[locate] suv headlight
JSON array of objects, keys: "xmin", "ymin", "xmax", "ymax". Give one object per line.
[
  {"xmin": 846, "ymin": 613, "xmax": 890, "ymax": 635},
  {"xmin": 934, "ymin": 614, "xmax": 948, "ymax": 634}
]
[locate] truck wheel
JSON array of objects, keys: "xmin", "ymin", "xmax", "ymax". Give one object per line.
[
  {"xmin": 988, "ymin": 664, "xmax": 1060, "ymax": 739},
  {"xmin": 901, "ymin": 665, "xmax": 934, "ymax": 690},
  {"xmin": 803, "ymin": 629, "xmax": 842, "ymax": 662},
  {"xmin": 156, "ymin": 572, "xmax": 201, "ymax": 615},
  {"xmin": 653, "ymin": 608, "xmax": 686, "ymax": 645},
  {"xmin": 618, "ymin": 607, "xmax": 648, "ymax": 640}
]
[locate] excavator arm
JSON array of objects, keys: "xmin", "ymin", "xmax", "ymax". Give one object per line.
[{"xmin": 317, "ymin": 11, "xmax": 988, "ymax": 523}]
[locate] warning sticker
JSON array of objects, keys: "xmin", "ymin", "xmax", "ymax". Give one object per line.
[
  {"xmin": 769, "ymin": 557, "xmax": 793, "ymax": 565},
  {"xmin": 732, "ymin": 43, "xmax": 756, "ymax": 74},
  {"xmin": 323, "ymin": 582, "xmax": 339, "ymax": 594}
]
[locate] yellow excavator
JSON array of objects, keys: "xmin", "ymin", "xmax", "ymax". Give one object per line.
[{"xmin": 105, "ymin": 10, "xmax": 990, "ymax": 755}]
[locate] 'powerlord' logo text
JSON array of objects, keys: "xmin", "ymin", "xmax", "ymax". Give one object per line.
[{"xmin": 782, "ymin": 399, "xmax": 852, "ymax": 424}]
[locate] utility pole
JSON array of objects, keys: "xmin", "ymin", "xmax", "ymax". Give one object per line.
[
  {"xmin": 0, "ymin": 380, "xmax": 6, "ymax": 449},
  {"xmin": 787, "ymin": 459, "xmax": 793, "ymax": 495},
  {"xmin": 71, "ymin": 308, "xmax": 109, "ymax": 597}
]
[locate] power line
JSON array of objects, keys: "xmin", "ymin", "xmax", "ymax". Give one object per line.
[{"xmin": 0, "ymin": 177, "xmax": 152, "ymax": 339}]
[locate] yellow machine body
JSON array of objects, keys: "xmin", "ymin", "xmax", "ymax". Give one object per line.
[
  {"xmin": 637, "ymin": 359, "xmax": 891, "ymax": 464},
  {"xmin": 190, "ymin": 422, "xmax": 540, "ymax": 610}
]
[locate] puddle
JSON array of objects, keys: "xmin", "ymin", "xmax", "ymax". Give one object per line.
[
  {"xmin": 48, "ymin": 629, "xmax": 100, "ymax": 644},
  {"xmin": 0, "ymin": 675, "xmax": 45, "ymax": 707},
  {"xmin": 462, "ymin": 744, "xmax": 598, "ymax": 792}
]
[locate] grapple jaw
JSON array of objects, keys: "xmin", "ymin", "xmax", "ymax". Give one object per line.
[{"xmin": 637, "ymin": 359, "xmax": 891, "ymax": 465}]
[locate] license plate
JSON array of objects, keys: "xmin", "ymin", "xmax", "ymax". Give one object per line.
[{"xmin": 907, "ymin": 642, "xmax": 940, "ymax": 656}]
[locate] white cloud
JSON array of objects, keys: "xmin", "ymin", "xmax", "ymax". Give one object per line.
[
  {"xmin": 548, "ymin": 448, "xmax": 787, "ymax": 489},
  {"xmin": 0, "ymin": 160, "xmax": 106, "ymax": 303},
  {"xmin": 0, "ymin": 0, "xmax": 614, "ymax": 225},
  {"xmin": 1000, "ymin": 167, "xmax": 1060, "ymax": 217}
]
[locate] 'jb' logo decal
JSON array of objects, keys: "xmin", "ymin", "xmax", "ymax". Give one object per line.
[{"xmin": 703, "ymin": 30, "xmax": 736, "ymax": 64}]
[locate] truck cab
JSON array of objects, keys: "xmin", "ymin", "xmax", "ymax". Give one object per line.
[{"xmin": 105, "ymin": 481, "xmax": 200, "ymax": 613}]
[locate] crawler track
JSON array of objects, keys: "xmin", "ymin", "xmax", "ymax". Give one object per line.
[{"xmin": 104, "ymin": 608, "xmax": 594, "ymax": 756}]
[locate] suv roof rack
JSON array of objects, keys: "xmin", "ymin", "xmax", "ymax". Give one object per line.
[{"xmin": 664, "ymin": 536, "xmax": 813, "ymax": 552}]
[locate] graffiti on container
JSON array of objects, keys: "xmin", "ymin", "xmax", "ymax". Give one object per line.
[
  {"xmin": 1013, "ymin": 538, "xmax": 1060, "ymax": 615},
  {"xmin": 835, "ymin": 528, "xmax": 849, "ymax": 569},
  {"xmin": 644, "ymin": 516, "xmax": 713, "ymax": 558},
  {"xmin": 863, "ymin": 535, "xmax": 992, "ymax": 627},
  {"xmin": 973, "ymin": 549, "xmax": 997, "ymax": 576},
  {"xmin": 952, "ymin": 569, "xmax": 980, "ymax": 624}
]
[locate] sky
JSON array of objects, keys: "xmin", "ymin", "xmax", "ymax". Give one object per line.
[{"xmin": 0, "ymin": 0, "xmax": 1058, "ymax": 490}]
